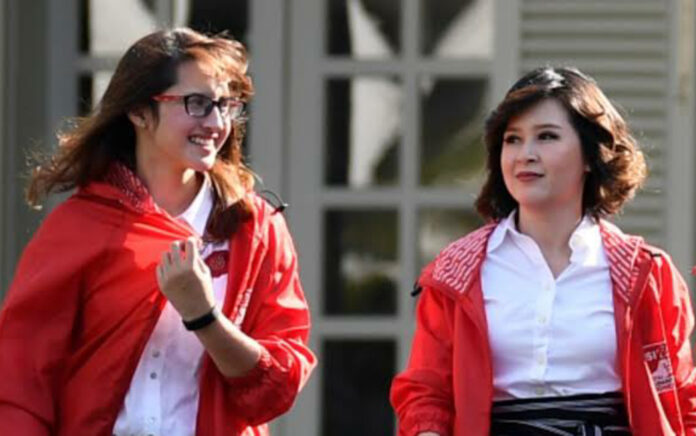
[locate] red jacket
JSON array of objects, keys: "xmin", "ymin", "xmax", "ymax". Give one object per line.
[
  {"xmin": 0, "ymin": 167, "xmax": 316, "ymax": 435},
  {"xmin": 391, "ymin": 221, "xmax": 696, "ymax": 436}
]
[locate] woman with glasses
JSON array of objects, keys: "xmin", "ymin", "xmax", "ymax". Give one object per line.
[
  {"xmin": 0, "ymin": 28, "xmax": 315, "ymax": 435},
  {"xmin": 390, "ymin": 67, "xmax": 696, "ymax": 435}
]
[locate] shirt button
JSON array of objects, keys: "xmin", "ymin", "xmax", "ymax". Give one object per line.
[
  {"xmin": 536, "ymin": 354, "xmax": 545, "ymax": 365},
  {"xmin": 150, "ymin": 372, "xmax": 158, "ymax": 380},
  {"xmin": 538, "ymin": 315, "xmax": 547, "ymax": 324}
]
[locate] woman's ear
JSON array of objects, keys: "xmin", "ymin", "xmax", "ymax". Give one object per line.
[{"xmin": 127, "ymin": 108, "xmax": 150, "ymax": 130}]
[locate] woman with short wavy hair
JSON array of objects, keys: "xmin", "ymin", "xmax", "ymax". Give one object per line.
[
  {"xmin": 391, "ymin": 66, "xmax": 695, "ymax": 435},
  {"xmin": 477, "ymin": 66, "xmax": 646, "ymax": 221}
]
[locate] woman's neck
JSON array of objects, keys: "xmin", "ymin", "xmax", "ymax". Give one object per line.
[
  {"xmin": 136, "ymin": 162, "xmax": 201, "ymax": 216},
  {"xmin": 516, "ymin": 205, "xmax": 583, "ymax": 277}
]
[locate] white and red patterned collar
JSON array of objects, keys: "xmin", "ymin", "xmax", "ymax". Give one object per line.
[
  {"xmin": 102, "ymin": 162, "xmax": 158, "ymax": 214},
  {"xmin": 102, "ymin": 163, "xmax": 212, "ymax": 228},
  {"xmin": 424, "ymin": 219, "xmax": 645, "ymax": 305}
]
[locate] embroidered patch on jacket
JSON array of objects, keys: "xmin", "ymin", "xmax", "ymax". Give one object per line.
[
  {"xmin": 643, "ymin": 342, "xmax": 676, "ymax": 393},
  {"xmin": 204, "ymin": 250, "xmax": 229, "ymax": 278}
]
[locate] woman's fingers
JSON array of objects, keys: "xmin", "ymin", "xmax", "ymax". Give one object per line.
[
  {"xmin": 171, "ymin": 240, "xmax": 184, "ymax": 264},
  {"xmin": 159, "ymin": 238, "xmax": 202, "ymax": 286},
  {"xmin": 161, "ymin": 250, "xmax": 171, "ymax": 268},
  {"xmin": 156, "ymin": 237, "xmax": 216, "ymax": 315},
  {"xmin": 196, "ymin": 255, "xmax": 210, "ymax": 274},
  {"xmin": 155, "ymin": 264, "xmax": 164, "ymax": 287},
  {"xmin": 185, "ymin": 237, "xmax": 198, "ymax": 265}
]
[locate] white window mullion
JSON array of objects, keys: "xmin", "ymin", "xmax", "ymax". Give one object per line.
[{"xmin": 285, "ymin": 2, "xmax": 323, "ymax": 435}]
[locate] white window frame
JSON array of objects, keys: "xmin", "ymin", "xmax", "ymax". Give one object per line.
[{"xmin": 284, "ymin": 1, "xmax": 520, "ymax": 434}]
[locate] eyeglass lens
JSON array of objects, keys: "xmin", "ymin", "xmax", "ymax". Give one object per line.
[{"xmin": 184, "ymin": 94, "xmax": 242, "ymax": 118}]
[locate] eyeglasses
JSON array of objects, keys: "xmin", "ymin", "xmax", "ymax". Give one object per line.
[{"xmin": 153, "ymin": 93, "xmax": 245, "ymax": 120}]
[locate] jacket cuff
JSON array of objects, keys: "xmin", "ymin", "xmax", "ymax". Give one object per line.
[
  {"xmin": 401, "ymin": 409, "xmax": 452, "ymax": 436},
  {"xmin": 224, "ymin": 347, "xmax": 275, "ymax": 390},
  {"xmin": 223, "ymin": 347, "xmax": 297, "ymax": 425}
]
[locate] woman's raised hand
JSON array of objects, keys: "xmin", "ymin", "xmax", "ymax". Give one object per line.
[{"xmin": 156, "ymin": 236, "xmax": 216, "ymax": 321}]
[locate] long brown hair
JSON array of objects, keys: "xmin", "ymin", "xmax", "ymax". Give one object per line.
[
  {"xmin": 27, "ymin": 28, "xmax": 255, "ymax": 241},
  {"xmin": 475, "ymin": 66, "xmax": 647, "ymax": 221}
]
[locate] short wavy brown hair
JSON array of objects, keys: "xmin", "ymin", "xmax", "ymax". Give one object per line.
[{"xmin": 475, "ymin": 66, "xmax": 647, "ymax": 221}]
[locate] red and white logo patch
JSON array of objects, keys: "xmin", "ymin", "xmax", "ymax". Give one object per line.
[
  {"xmin": 204, "ymin": 250, "xmax": 229, "ymax": 278},
  {"xmin": 643, "ymin": 342, "xmax": 675, "ymax": 393}
]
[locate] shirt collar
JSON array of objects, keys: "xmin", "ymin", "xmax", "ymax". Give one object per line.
[
  {"xmin": 487, "ymin": 211, "xmax": 517, "ymax": 253},
  {"xmin": 568, "ymin": 215, "xmax": 604, "ymax": 265},
  {"xmin": 177, "ymin": 175, "xmax": 213, "ymax": 237},
  {"xmin": 487, "ymin": 210, "xmax": 604, "ymax": 265}
]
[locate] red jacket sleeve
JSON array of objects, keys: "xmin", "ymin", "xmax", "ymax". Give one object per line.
[
  {"xmin": 657, "ymin": 255, "xmax": 696, "ymax": 434},
  {"xmin": 390, "ymin": 286, "xmax": 455, "ymax": 436},
  {"xmin": 0, "ymin": 206, "xmax": 93, "ymax": 435},
  {"xmin": 207, "ymin": 210, "xmax": 316, "ymax": 426}
]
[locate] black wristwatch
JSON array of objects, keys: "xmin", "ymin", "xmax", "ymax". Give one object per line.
[{"xmin": 182, "ymin": 305, "xmax": 221, "ymax": 331}]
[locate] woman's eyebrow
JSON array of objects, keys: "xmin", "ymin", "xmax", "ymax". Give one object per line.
[
  {"xmin": 533, "ymin": 123, "xmax": 562, "ymax": 130},
  {"xmin": 505, "ymin": 123, "xmax": 562, "ymax": 132}
]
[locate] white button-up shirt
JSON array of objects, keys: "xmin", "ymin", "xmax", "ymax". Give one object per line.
[
  {"xmin": 481, "ymin": 211, "xmax": 621, "ymax": 400},
  {"xmin": 113, "ymin": 178, "xmax": 229, "ymax": 436}
]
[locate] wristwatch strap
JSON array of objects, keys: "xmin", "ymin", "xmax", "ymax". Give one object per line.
[{"xmin": 182, "ymin": 305, "xmax": 220, "ymax": 331}]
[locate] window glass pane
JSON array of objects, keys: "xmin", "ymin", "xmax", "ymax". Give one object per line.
[
  {"xmin": 418, "ymin": 209, "xmax": 482, "ymax": 269},
  {"xmin": 322, "ymin": 340, "xmax": 395, "ymax": 435},
  {"xmin": 80, "ymin": 1, "xmax": 250, "ymax": 55},
  {"xmin": 93, "ymin": 71, "xmax": 112, "ymax": 107},
  {"xmin": 188, "ymin": 0, "xmax": 249, "ymax": 48},
  {"xmin": 77, "ymin": 71, "xmax": 113, "ymax": 116},
  {"xmin": 325, "ymin": 77, "xmax": 401, "ymax": 187},
  {"xmin": 80, "ymin": 0, "xmax": 158, "ymax": 55},
  {"xmin": 420, "ymin": 77, "xmax": 488, "ymax": 187},
  {"xmin": 324, "ymin": 210, "xmax": 398, "ymax": 315},
  {"xmin": 421, "ymin": 0, "xmax": 493, "ymax": 58},
  {"xmin": 78, "ymin": 74, "xmax": 93, "ymax": 116},
  {"xmin": 327, "ymin": 0, "xmax": 401, "ymax": 58}
]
